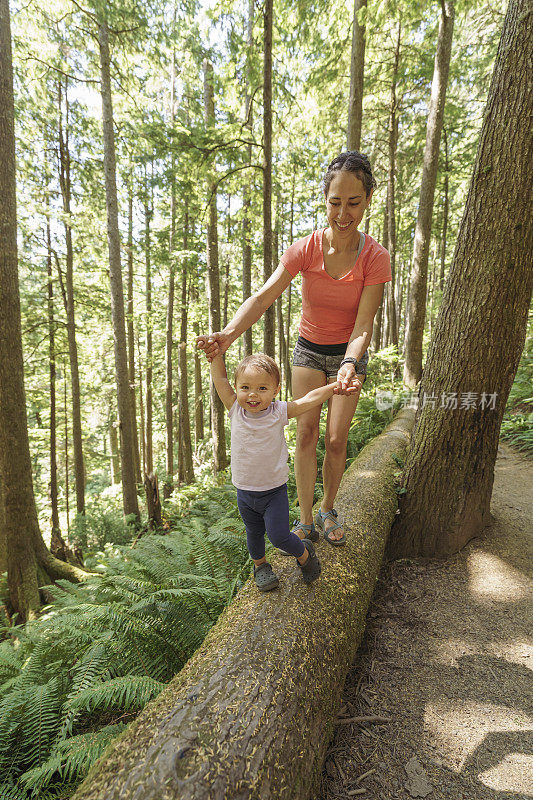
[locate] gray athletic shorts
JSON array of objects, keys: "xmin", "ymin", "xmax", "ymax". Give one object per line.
[{"xmin": 292, "ymin": 338, "xmax": 369, "ymax": 382}]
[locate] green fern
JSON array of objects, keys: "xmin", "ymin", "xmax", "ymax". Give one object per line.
[
  {"xmin": 67, "ymin": 675, "xmax": 165, "ymax": 714},
  {"xmin": 19, "ymin": 724, "xmax": 127, "ymax": 796}
]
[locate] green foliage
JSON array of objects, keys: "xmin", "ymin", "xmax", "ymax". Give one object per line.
[{"xmin": 0, "ymin": 485, "xmax": 248, "ymax": 798}]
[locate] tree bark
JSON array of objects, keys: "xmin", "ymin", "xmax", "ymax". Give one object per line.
[
  {"xmin": 58, "ymin": 78, "xmax": 85, "ymax": 515},
  {"xmin": 284, "ymin": 178, "xmax": 295, "ymax": 398},
  {"xmin": 403, "ymin": 0, "xmax": 454, "ymax": 387},
  {"xmin": 389, "ymin": 0, "xmax": 533, "ymax": 558},
  {"xmin": 385, "ymin": 19, "xmax": 401, "ymax": 348},
  {"xmin": 109, "ymin": 420, "xmax": 120, "ymax": 485},
  {"xmin": 46, "ymin": 213, "xmax": 61, "ymax": 544},
  {"xmin": 203, "ymin": 58, "xmax": 227, "ymax": 472},
  {"xmin": 126, "ymin": 183, "xmax": 142, "ymax": 484},
  {"xmin": 440, "ymin": 126, "xmax": 449, "ymax": 292},
  {"xmin": 347, "ymin": 0, "xmax": 367, "ymax": 150},
  {"xmin": 144, "ymin": 472, "xmax": 162, "ymax": 530},
  {"xmin": 178, "ymin": 211, "xmax": 195, "ymax": 484},
  {"xmin": 72, "ymin": 410, "xmax": 415, "ymax": 800},
  {"xmin": 0, "ymin": 0, "xmax": 87, "ymax": 621},
  {"xmin": 192, "ymin": 276, "xmax": 204, "ymax": 444},
  {"xmin": 98, "ymin": 18, "xmax": 140, "ymax": 520},
  {"xmin": 144, "ymin": 167, "xmax": 154, "ymax": 476},
  {"xmin": 242, "ymin": 0, "xmax": 254, "ymax": 358},
  {"xmin": 164, "ymin": 42, "xmax": 177, "ymax": 499},
  {"xmin": 262, "ymin": 0, "xmax": 275, "ymax": 357}
]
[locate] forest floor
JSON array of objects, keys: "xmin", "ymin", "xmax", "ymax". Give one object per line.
[{"xmin": 316, "ymin": 443, "xmax": 532, "ymax": 800}]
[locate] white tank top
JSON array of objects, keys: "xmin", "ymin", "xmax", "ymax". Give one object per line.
[{"xmin": 228, "ymin": 399, "xmax": 289, "ymax": 491}]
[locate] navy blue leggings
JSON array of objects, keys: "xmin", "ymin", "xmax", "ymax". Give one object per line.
[{"xmin": 236, "ymin": 484, "xmax": 305, "ymax": 560}]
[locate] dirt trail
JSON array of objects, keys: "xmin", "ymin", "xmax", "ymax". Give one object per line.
[{"xmin": 316, "ymin": 443, "xmax": 532, "ymax": 800}]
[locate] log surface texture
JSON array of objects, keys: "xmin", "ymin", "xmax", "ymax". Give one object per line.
[{"xmin": 73, "ymin": 409, "xmax": 415, "ymax": 800}]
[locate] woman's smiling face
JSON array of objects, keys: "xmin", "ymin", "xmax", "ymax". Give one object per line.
[{"xmin": 325, "ymin": 172, "xmax": 372, "ymax": 239}]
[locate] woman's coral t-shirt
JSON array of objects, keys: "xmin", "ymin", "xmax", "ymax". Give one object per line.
[{"xmin": 280, "ymin": 229, "xmax": 391, "ymax": 344}]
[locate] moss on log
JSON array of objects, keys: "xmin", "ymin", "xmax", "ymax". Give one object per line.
[{"xmin": 73, "ymin": 409, "xmax": 415, "ymax": 800}]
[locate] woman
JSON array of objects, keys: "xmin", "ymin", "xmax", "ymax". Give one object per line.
[{"xmin": 198, "ymin": 151, "xmax": 391, "ymax": 545}]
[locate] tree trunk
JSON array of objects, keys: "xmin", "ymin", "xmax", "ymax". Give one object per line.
[
  {"xmin": 284, "ymin": 179, "xmax": 295, "ymax": 399},
  {"xmin": 164, "ymin": 44, "xmax": 177, "ymax": 499},
  {"xmin": 72, "ymin": 410, "xmax": 415, "ymax": 800},
  {"xmin": 58, "ymin": 78, "xmax": 85, "ymax": 515},
  {"xmin": 144, "ymin": 472, "xmax": 162, "ymax": 530},
  {"xmin": 63, "ymin": 360, "xmax": 70, "ymax": 535},
  {"xmin": 126, "ymin": 183, "xmax": 141, "ymax": 485},
  {"xmin": 347, "ymin": 0, "xmax": 367, "ymax": 150},
  {"xmin": 386, "ymin": 19, "xmax": 401, "ymax": 348},
  {"xmin": 0, "ymin": 0, "xmax": 87, "ymax": 622},
  {"xmin": 242, "ymin": 0, "xmax": 254, "ymax": 358},
  {"xmin": 178, "ymin": 212, "xmax": 195, "ymax": 484},
  {"xmin": 389, "ymin": 0, "xmax": 533, "ymax": 558},
  {"xmin": 403, "ymin": 0, "xmax": 455, "ymax": 387},
  {"xmin": 98, "ymin": 18, "xmax": 140, "ymax": 521},
  {"xmin": 144, "ymin": 167, "xmax": 154, "ymax": 476},
  {"xmin": 192, "ymin": 276, "xmax": 204, "ymax": 444},
  {"xmin": 440, "ymin": 127, "xmax": 449, "ymax": 292},
  {"xmin": 262, "ymin": 0, "xmax": 275, "ymax": 357},
  {"xmin": 137, "ymin": 334, "xmax": 147, "ymax": 476},
  {"xmin": 203, "ymin": 58, "xmax": 227, "ymax": 472},
  {"xmin": 46, "ymin": 213, "xmax": 61, "ymax": 544},
  {"xmin": 109, "ymin": 420, "xmax": 120, "ymax": 485}
]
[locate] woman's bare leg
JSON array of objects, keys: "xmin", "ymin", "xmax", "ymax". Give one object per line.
[
  {"xmin": 292, "ymin": 366, "xmax": 326, "ymax": 530},
  {"xmin": 321, "ymin": 381, "xmax": 362, "ymax": 541}
]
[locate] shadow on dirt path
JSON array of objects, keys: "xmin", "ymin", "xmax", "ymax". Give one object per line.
[{"xmin": 316, "ymin": 443, "xmax": 532, "ymax": 800}]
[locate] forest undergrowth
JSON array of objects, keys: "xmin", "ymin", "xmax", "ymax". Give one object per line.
[
  {"xmin": 1, "ymin": 343, "xmax": 530, "ymax": 798},
  {"xmin": 0, "ymin": 351, "xmax": 400, "ymax": 798}
]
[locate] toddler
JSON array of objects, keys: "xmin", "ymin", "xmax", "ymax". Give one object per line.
[{"xmin": 208, "ymin": 350, "xmax": 356, "ymax": 591}]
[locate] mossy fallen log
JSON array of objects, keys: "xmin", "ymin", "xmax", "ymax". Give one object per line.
[{"xmin": 73, "ymin": 408, "xmax": 415, "ymax": 800}]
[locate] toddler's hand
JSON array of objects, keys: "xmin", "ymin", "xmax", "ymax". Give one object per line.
[{"xmin": 196, "ymin": 332, "xmax": 229, "ymax": 362}]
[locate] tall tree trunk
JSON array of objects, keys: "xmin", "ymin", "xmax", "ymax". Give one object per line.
[
  {"xmin": 262, "ymin": 0, "xmax": 275, "ymax": 356},
  {"xmin": 58, "ymin": 78, "xmax": 85, "ymax": 515},
  {"xmin": 109, "ymin": 420, "xmax": 120, "ymax": 485},
  {"xmin": 46, "ymin": 214, "xmax": 61, "ymax": 550},
  {"xmin": 178, "ymin": 210, "xmax": 195, "ymax": 484},
  {"xmin": 137, "ymin": 334, "xmax": 147, "ymax": 475},
  {"xmin": 144, "ymin": 167, "xmax": 153, "ymax": 476},
  {"xmin": 403, "ymin": 0, "xmax": 455, "ymax": 387},
  {"xmin": 440, "ymin": 126, "xmax": 449, "ymax": 292},
  {"xmin": 389, "ymin": 0, "xmax": 533, "ymax": 558},
  {"xmin": 242, "ymin": 0, "xmax": 254, "ymax": 358},
  {"xmin": 164, "ymin": 41, "xmax": 177, "ymax": 499},
  {"xmin": 284, "ymin": 177, "xmax": 295, "ymax": 399},
  {"xmin": 274, "ymin": 199, "xmax": 286, "ymax": 386},
  {"xmin": 63, "ymin": 360, "xmax": 70, "ymax": 535},
  {"xmin": 126, "ymin": 183, "xmax": 141, "ymax": 484},
  {"xmin": 192, "ymin": 275, "xmax": 204, "ymax": 444},
  {"xmin": 203, "ymin": 58, "xmax": 226, "ymax": 472},
  {"xmin": 386, "ymin": 19, "xmax": 401, "ymax": 348},
  {"xmin": 347, "ymin": 0, "xmax": 367, "ymax": 150},
  {"xmin": 97, "ymin": 18, "xmax": 140, "ymax": 520},
  {"xmin": 0, "ymin": 0, "xmax": 87, "ymax": 621}
]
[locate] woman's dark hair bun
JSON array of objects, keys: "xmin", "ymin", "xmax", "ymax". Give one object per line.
[{"xmin": 324, "ymin": 151, "xmax": 376, "ymax": 197}]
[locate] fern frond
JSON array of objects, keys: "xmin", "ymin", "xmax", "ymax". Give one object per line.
[
  {"xmin": 19, "ymin": 723, "xmax": 126, "ymax": 794},
  {"xmin": 68, "ymin": 675, "xmax": 165, "ymax": 714}
]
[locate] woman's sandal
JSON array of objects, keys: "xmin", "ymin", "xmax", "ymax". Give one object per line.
[
  {"xmin": 315, "ymin": 508, "xmax": 346, "ymax": 546},
  {"xmin": 253, "ymin": 562, "xmax": 279, "ymax": 592},
  {"xmin": 297, "ymin": 539, "xmax": 321, "ymax": 585},
  {"xmin": 279, "ymin": 521, "xmax": 318, "ymax": 556}
]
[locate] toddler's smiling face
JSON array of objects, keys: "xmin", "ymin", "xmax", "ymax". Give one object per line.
[{"xmin": 235, "ymin": 367, "xmax": 280, "ymax": 413}]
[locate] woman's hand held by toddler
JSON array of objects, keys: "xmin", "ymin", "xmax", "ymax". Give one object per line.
[{"xmin": 196, "ymin": 332, "xmax": 229, "ymax": 362}]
